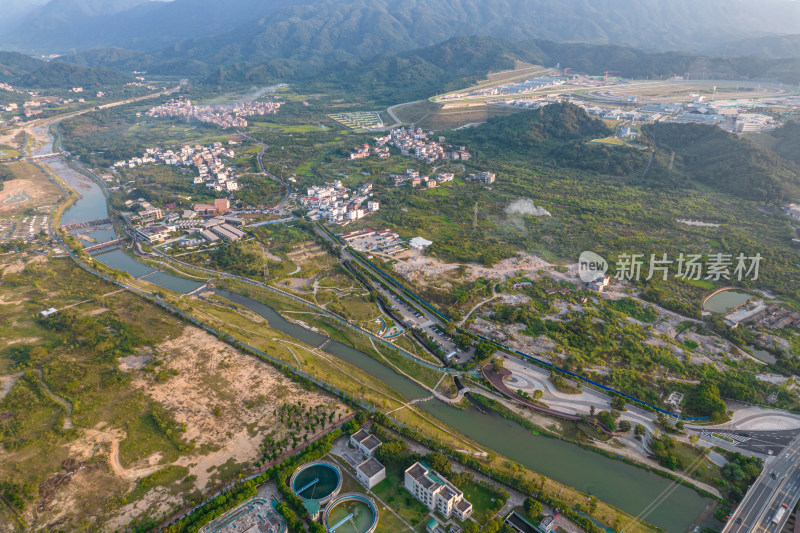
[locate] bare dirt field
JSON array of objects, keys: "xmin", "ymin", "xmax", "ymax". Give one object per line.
[
  {"xmin": 16, "ymin": 325, "xmax": 346, "ymax": 531},
  {"xmin": 0, "ymin": 162, "xmax": 63, "ymax": 214},
  {"xmin": 393, "ymin": 251, "xmax": 550, "ymax": 284},
  {"xmin": 134, "ymin": 326, "xmax": 346, "ymax": 484}
]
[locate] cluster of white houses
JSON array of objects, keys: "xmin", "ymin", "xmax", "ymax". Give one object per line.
[
  {"xmin": 392, "ymin": 169, "xmax": 456, "ymax": 189},
  {"xmin": 374, "ymin": 128, "xmax": 471, "ymax": 164},
  {"xmin": 301, "ymin": 181, "xmax": 379, "ymax": 225},
  {"xmin": 146, "ymin": 98, "xmax": 283, "ymax": 129},
  {"xmin": 114, "ymin": 142, "xmax": 241, "ymax": 193},
  {"xmin": 349, "ymin": 143, "xmax": 390, "ymax": 160}
]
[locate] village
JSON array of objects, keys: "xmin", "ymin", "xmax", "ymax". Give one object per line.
[
  {"xmin": 301, "ymin": 180, "xmax": 380, "ymax": 225},
  {"xmin": 359, "ymin": 127, "xmax": 472, "ymax": 164},
  {"xmin": 145, "ymin": 98, "xmax": 284, "ymax": 128},
  {"xmin": 114, "ymin": 141, "xmax": 241, "ymax": 192}
]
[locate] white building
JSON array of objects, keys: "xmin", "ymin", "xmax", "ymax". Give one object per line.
[
  {"xmin": 356, "ymin": 457, "xmax": 386, "ymax": 489},
  {"xmin": 135, "ymin": 225, "xmax": 171, "ymax": 244},
  {"xmin": 350, "ymin": 429, "xmax": 382, "ymax": 458},
  {"xmin": 409, "ymin": 237, "xmax": 433, "ymax": 251},
  {"xmin": 404, "ymin": 462, "xmax": 473, "ymax": 521}
]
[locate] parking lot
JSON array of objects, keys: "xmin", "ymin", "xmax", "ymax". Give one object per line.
[
  {"xmin": 381, "ymin": 287, "xmax": 473, "ymax": 364},
  {"xmin": 0, "ymin": 214, "xmax": 50, "ymax": 242}
]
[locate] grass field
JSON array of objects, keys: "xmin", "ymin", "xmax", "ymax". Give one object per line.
[
  {"xmin": 417, "ymin": 105, "xmax": 520, "ymax": 131},
  {"xmin": 0, "ymin": 144, "xmax": 21, "ymax": 158},
  {"xmin": 589, "ymin": 136, "xmax": 630, "ymax": 146}
]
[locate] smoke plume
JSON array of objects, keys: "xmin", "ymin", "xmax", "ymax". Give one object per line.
[{"xmin": 504, "ymin": 198, "xmax": 551, "ymax": 217}]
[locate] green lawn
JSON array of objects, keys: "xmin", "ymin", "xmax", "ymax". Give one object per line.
[
  {"xmin": 372, "ymin": 466, "xmax": 432, "ymax": 530},
  {"xmin": 459, "ymin": 480, "xmax": 506, "ymax": 523}
]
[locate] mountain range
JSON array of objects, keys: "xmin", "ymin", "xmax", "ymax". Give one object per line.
[{"xmin": 3, "ymin": 0, "xmax": 800, "ymax": 58}]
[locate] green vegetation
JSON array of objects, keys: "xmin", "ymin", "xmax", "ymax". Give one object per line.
[
  {"xmin": 644, "ymin": 122, "xmax": 800, "ymax": 203},
  {"xmin": 375, "ymin": 438, "xmax": 507, "ymax": 525}
]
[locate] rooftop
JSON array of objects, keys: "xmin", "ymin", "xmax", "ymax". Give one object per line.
[
  {"xmin": 357, "ymin": 457, "xmax": 385, "ymax": 478},
  {"xmin": 361, "ymin": 434, "xmax": 382, "ymax": 451}
]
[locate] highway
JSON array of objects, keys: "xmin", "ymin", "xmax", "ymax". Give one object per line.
[{"xmin": 724, "ymin": 433, "xmax": 800, "ymax": 533}]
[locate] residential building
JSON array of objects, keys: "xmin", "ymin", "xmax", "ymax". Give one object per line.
[
  {"xmin": 404, "ymin": 462, "xmax": 473, "ymax": 520},
  {"xmin": 194, "ymin": 204, "xmax": 217, "ymax": 216},
  {"xmin": 137, "ymin": 201, "xmax": 162, "ymax": 223},
  {"xmin": 468, "ymin": 171, "xmax": 496, "ymax": 184}
]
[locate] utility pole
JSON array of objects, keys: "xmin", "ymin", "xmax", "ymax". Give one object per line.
[{"xmin": 261, "ymin": 245, "xmax": 269, "ymax": 280}]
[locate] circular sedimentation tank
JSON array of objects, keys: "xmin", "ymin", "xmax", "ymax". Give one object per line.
[
  {"xmin": 323, "ymin": 493, "xmax": 378, "ymax": 533},
  {"xmin": 289, "ymin": 461, "xmax": 342, "ymax": 506}
]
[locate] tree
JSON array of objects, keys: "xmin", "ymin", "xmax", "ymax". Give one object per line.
[
  {"xmin": 426, "ymin": 452, "xmax": 453, "ymax": 476},
  {"xmin": 475, "ymin": 340, "xmax": 497, "ymax": 360},
  {"xmin": 464, "ymin": 523, "xmax": 479, "ymax": 533},
  {"xmin": 596, "ymin": 410, "xmax": 617, "ymax": 431},
  {"xmin": 454, "ymin": 333, "xmax": 472, "ymax": 351},
  {"xmin": 491, "ymin": 357, "xmax": 504, "ymax": 374},
  {"xmin": 524, "ymin": 497, "xmax": 543, "ymax": 517},
  {"xmin": 618, "ymin": 420, "xmax": 632, "ymax": 433},
  {"xmin": 686, "ymin": 381, "xmax": 727, "ymax": 419},
  {"xmin": 533, "ymin": 389, "xmax": 543, "ymax": 399},
  {"xmin": 611, "ymin": 395, "xmax": 626, "ymax": 411},
  {"xmin": 634, "ymin": 424, "xmax": 646, "ymax": 437}
]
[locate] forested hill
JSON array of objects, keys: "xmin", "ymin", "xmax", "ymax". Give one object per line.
[
  {"xmin": 770, "ymin": 121, "xmax": 800, "ymax": 165},
  {"xmin": 457, "ymin": 102, "xmax": 653, "ymax": 177},
  {"xmin": 642, "ymin": 123, "xmax": 800, "ymax": 204},
  {"xmin": 296, "ymin": 37, "xmax": 528, "ymax": 105},
  {"xmin": 466, "ymin": 102, "xmax": 610, "ymax": 146},
  {"xmin": 0, "ymin": 52, "xmax": 132, "ymax": 89},
  {"xmin": 0, "ymin": 52, "xmax": 46, "ymax": 80},
  {"xmin": 458, "ymin": 103, "xmax": 800, "ymax": 204}
]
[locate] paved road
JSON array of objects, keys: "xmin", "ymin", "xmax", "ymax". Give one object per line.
[
  {"xmin": 695, "ymin": 428, "xmax": 800, "ymax": 456},
  {"xmin": 237, "ymin": 131, "xmax": 292, "ymax": 212},
  {"xmin": 724, "ymin": 433, "xmax": 800, "ymax": 533}
]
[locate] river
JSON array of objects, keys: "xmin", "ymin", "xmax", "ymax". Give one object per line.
[
  {"xmin": 219, "ymin": 291, "xmax": 709, "ymax": 533},
  {"xmin": 37, "ymin": 120, "xmax": 709, "ymax": 533},
  {"xmin": 35, "ymin": 131, "xmax": 204, "ymax": 294}
]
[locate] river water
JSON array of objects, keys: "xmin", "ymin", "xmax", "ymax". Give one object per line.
[
  {"xmin": 218, "ymin": 292, "xmax": 708, "ymax": 533},
  {"xmin": 39, "ymin": 121, "xmax": 709, "ymax": 532}
]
